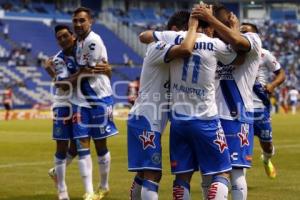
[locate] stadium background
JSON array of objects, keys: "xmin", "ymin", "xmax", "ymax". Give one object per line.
[{"xmin": 0, "ymin": 0, "xmax": 299, "ymax": 199}]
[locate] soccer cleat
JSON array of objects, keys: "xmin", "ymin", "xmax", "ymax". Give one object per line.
[
  {"xmin": 48, "ymin": 167, "xmax": 58, "ymax": 186},
  {"xmin": 261, "ymin": 155, "xmax": 277, "ymax": 179},
  {"xmin": 58, "ymin": 190, "xmax": 70, "ymax": 200},
  {"xmin": 96, "ymin": 188, "xmax": 109, "ymax": 199},
  {"xmin": 83, "ymin": 193, "xmax": 99, "ymax": 200}
]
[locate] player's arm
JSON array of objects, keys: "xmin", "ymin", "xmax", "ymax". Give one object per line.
[
  {"xmin": 139, "ymin": 31, "xmax": 155, "ymax": 44},
  {"xmin": 165, "ymin": 16, "xmax": 198, "ymax": 61},
  {"xmin": 265, "ymin": 69, "xmax": 285, "ymax": 94},
  {"xmin": 43, "ymin": 58, "xmax": 56, "ymax": 78},
  {"xmin": 192, "ymin": 5, "xmax": 250, "ymax": 52}
]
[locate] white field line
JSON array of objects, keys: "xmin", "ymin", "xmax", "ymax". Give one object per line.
[{"xmin": 0, "ymin": 161, "xmax": 51, "ymax": 169}]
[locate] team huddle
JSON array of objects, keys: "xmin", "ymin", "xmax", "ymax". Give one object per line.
[
  {"xmin": 45, "ymin": 3, "xmax": 285, "ymax": 200},
  {"xmin": 127, "ymin": 3, "xmax": 285, "ymax": 200}
]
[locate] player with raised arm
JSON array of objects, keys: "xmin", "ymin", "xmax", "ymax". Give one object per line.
[
  {"xmin": 193, "ymin": 4, "xmax": 262, "ymax": 200},
  {"xmin": 240, "ymin": 23, "xmax": 285, "ymax": 179},
  {"xmin": 72, "ymin": 7, "xmax": 118, "ymax": 200},
  {"xmin": 128, "ymin": 11, "xmax": 199, "ymax": 200}
]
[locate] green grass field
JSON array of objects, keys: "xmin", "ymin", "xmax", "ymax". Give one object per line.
[{"xmin": 0, "ymin": 114, "xmax": 300, "ymax": 200}]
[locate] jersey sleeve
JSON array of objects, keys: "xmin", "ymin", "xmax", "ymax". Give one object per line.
[
  {"xmin": 153, "ymin": 31, "xmax": 183, "ymax": 44},
  {"xmin": 85, "ymin": 37, "xmax": 108, "ymax": 67},
  {"xmin": 264, "ymin": 50, "xmax": 281, "ymax": 72},
  {"xmin": 214, "ymin": 38, "xmax": 237, "ymax": 65},
  {"xmin": 243, "ymin": 32, "xmax": 262, "ymax": 56},
  {"xmin": 53, "ymin": 57, "xmax": 69, "ymax": 81},
  {"xmin": 145, "ymin": 41, "xmax": 174, "ymax": 65}
]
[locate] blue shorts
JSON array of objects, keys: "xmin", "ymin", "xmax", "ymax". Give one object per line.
[
  {"xmin": 170, "ymin": 118, "xmax": 232, "ymax": 175},
  {"xmin": 254, "ymin": 108, "xmax": 272, "ymax": 142},
  {"xmin": 127, "ymin": 121, "xmax": 162, "ymax": 171},
  {"xmin": 72, "ymin": 104, "xmax": 118, "ymax": 140},
  {"xmin": 220, "ymin": 119, "xmax": 254, "ymax": 168},
  {"xmin": 52, "ymin": 106, "xmax": 73, "ymax": 140}
]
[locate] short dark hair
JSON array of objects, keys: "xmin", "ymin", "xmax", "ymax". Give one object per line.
[
  {"xmin": 73, "ymin": 7, "xmax": 92, "ymax": 18},
  {"xmin": 241, "ymin": 22, "xmax": 259, "ymax": 33},
  {"xmin": 213, "ymin": 4, "xmax": 230, "ymax": 17},
  {"xmin": 54, "ymin": 24, "xmax": 73, "ymax": 35},
  {"xmin": 167, "ymin": 10, "xmax": 190, "ymax": 31},
  {"xmin": 167, "ymin": 10, "xmax": 209, "ymax": 31}
]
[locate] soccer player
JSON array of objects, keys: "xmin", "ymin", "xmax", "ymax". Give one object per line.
[
  {"xmin": 288, "ymin": 86, "xmax": 299, "ymax": 114},
  {"xmin": 240, "ymin": 22, "xmax": 286, "ymax": 179},
  {"xmin": 72, "ymin": 7, "xmax": 118, "ymax": 200},
  {"xmin": 2, "ymin": 86, "xmax": 13, "ymax": 120},
  {"xmin": 128, "ymin": 11, "xmax": 199, "ymax": 200},
  {"xmin": 193, "ymin": 4, "xmax": 262, "ymax": 200}
]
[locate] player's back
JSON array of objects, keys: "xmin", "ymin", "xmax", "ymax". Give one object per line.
[
  {"xmin": 170, "ymin": 33, "xmax": 236, "ymax": 119},
  {"xmin": 76, "ymin": 31, "xmax": 112, "ymax": 101},
  {"xmin": 129, "ymin": 41, "xmax": 170, "ymax": 133}
]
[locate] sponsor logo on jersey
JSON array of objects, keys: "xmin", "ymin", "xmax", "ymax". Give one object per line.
[
  {"xmin": 139, "ymin": 130, "xmax": 156, "ymax": 150},
  {"xmin": 151, "ymin": 153, "xmax": 161, "ymax": 165},
  {"xmin": 88, "ymin": 43, "xmax": 96, "ymax": 50},
  {"xmin": 238, "ymin": 124, "xmax": 250, "ymax": 147}
]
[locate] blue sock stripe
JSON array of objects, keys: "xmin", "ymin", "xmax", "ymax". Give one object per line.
[
  {"xmin": 142, "ymin": 179, "xmax": 159, "ymax": 192},
  {"xmin": 78, "ymin": 149, "xmax": 90, "ymax": 157},
  {"xmin": 212, "ymin": 176, "xmax": 230, "ymax": 187},
  {"xmin": 173, "ymin": 179, "xmax": 190, "ymax": 191},
  {"xmin": 97, "ymin": 148, "xmax": 108, "ymax": 156},
  {"xmin": 55, "ymin": 152, "xmax": 66, "ymax": 160},
  {"xmin": 134, "ymin": 176, "xmax": 143, "ymax": 185}
]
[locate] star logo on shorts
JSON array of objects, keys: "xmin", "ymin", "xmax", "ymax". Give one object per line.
[
  {"xmin": 213, "ymin": 128, "xmax": 228, "ymax": 153},
  {"xmin": 238, "ymin": 124, "xmax": 250, "ymax": 147},
  {"xmin": 139, "ymin": 131, "xmax": 156, "ymax": 150}
]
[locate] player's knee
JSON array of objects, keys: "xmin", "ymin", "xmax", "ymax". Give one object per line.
[
  {"xmin": 175, "ymin": 172, "xmax": 193, "ymax": 184},
  {"xmin": 261, "ymin": 142, "xmax": 274, "ymax": 154},
  {"xmin": 94, "ymin": 138, "xmax": 107, "ymax": 151},
  {"xmin": 143, "ymin": 170, "xmax": 162, "ymax": 183},
  {"xmin": 230, "ymin": 168, "xmax": 247, "ymax": 188}
]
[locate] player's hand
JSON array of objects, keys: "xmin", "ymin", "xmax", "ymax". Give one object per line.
[
  {"xmin": 228, "ymin": 12, "xmax": 240, "ymax": 32},
  {"xmin": 43, "ymin": 58, "xmax": 53, "ymax": 69},
  {"xmin": 92, "ymin": 60, "xmax": 112, "ymax": 74},
  {"xmin": 191, "ymin": 3, "xmax": 213, "ymax": 22},
  {"xmin": 265, "ymin": 83, "xmax": 275, "ymax": 94}
]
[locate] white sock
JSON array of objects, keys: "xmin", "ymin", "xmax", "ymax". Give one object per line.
[
  {"xmin": 173, "ymin": 179, "xmax": 190, "ymax": 200},
  {"xmin": 130, "ymin": 176, "xmax": 143, "ymax": 200},
  {"xmin": 98, "ymin": 151, "xmax": 111, "ymax": 189},
  {"xmin": 141, "ymin": 179, "xmax": 159, "ymax": 200},
  {"xmin": 66, "ymin": 152, "xmax": 75, "ymax": 166},
  {"xmin": 231, "ymin": 169, "xmax": 247, "ymax": 200},
  {"xmin": 292, "ymin": 106, "xmax": 296, "ymax": 114},
  {"xmin": 78, "ymin": 155, "xmax": 94, "ymax": 194},
  {"xmin": 55, "ymin": 157, "xmax": 67, "ymax": 193},
  {"xmin": 262, "ymin": 146, "xmax": 275, "ymax": 162},
  {"xmin": 207, "ymin": 176, "xmax": 229, "ymax": 200},
  {"xmin": 201, "ymin": 175, "xmax": 212, "ymax": 200}
]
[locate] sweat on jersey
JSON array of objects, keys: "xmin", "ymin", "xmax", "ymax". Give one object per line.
[
  {"xmin": 153, "ymin": 31, "xmax": 237, "ymax": 120},
  {"xmin": 215, "ymin": 32, "xmax": 262, "ymax": 123},
  {"xmin": 76, "ymin": 31, "xmax": 113, "ymax": 104},
  {"xmin": 253, "ymin": 48, "xmax": 281, "ymax": 109},
  {"xmin": 128, "ymin": 41, "xmax": 172, "ymax": 133}
]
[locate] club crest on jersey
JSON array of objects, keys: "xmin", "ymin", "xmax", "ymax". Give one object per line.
[
  {"xmin": 139, "ymin": 130, "xmax": 156, "ymax": 150},
  {"xmin": 155, "ymin": 42, "xmax": 166, "ymax": 50},
  {"xmin": 213, "ymin": 127, "xmax": 228, "ymax": 153},
  {"xmin": 238, "ymin": 124, "xmax": 250, "ymax": 147}
]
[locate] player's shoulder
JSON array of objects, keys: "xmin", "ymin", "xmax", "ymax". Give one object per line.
[
  {"xmin": 85, "ymin": 31, "xmax": 102, "ymax": 42},
  {"xmin": 243, "ymin": 32, "xmax": 261, "ymax": 43}
]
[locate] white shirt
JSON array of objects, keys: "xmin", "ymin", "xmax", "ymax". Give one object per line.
[
  {"xmin": 76, "ymin": 31, "xmax": 112, "ymax": 101},
  {"xmin": 289, "ymin": 89, "xmax": 299, "ymax": 102},
  {"xmin": 129, "ymin": 41, "xmax": 171, "ymax": 133},
  {"xmin": 253, "ymin": 48, "xmax": 281, "ymax": 108},
  {"xmin": 154, "ymin": 31, "xmax": 237, "ymax": 119},
  {"xmin": 215, "ymin": 32, "xmax": 262, "ymax": 122}
]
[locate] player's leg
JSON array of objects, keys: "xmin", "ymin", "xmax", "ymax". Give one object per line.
[
  {"xmin": 221, "ymin": 119, "xmax": 254, "ymax": 200},
  {"xmin": 127, "ymin": 119, "xmax": 162, "ymax": 200},
  {"xmin": 66, "ymin": 139, "xmax": 77, "ymax": 166},
  {"xmin": 173, "ymin": 173, "xmax": 193, "ymax": 200},
  {"xmin": 141, "ymin": 170, "xmax": 162, "ymax": 200},
  {"xmin": 193, "ymin": 119, "xmax": 231, "ymax": 200},
  {"xmin": 4, "ymin": 103, "xmax": 10, "ymax": 120},
  {"xmin": 91, "ymin": 103, "xmax": 118, "ymax": 199},
  {"xmin": 72, "ymin": 106, "xmax": 95, "ymax": 197},
  {"xmin": 130, "ymin": 172, "xmax": 144, "ymax": 200},
  {"xmin": 254, "ymin": 109, "xmax": 276, "ymax": 178}
]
